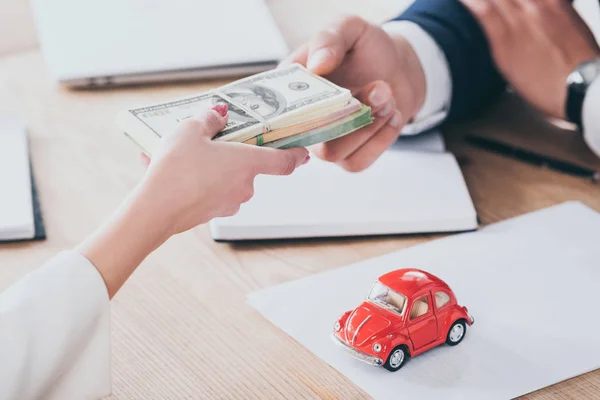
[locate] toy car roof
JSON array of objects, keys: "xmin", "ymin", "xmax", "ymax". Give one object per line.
[{"xmin": 378, "ymin": 268, "xmax": 451, "ymax": 298}]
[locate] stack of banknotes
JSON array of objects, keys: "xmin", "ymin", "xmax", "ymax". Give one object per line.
[{"xmin": 117, "ymin": 64, "xmax": 373, "ymax": 154}]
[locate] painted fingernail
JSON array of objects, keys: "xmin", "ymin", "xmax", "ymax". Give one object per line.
[
  {"xmin": 307, "ymin": 48, "xmax": 332, "ymax": 71},
  {"xmin": 212, "ymin": 103, "xmax": 229, "ymax": 117},
  {"xmin": 389, "ymin": 111, "xmax": 402, "ymax": 129},
  {"xmin": 377, "ymin": 102, "xmax": 393, "ymax": 118},
  {"xmin": 368, "ymin": 86, "xmax": 389, "ymax": 108},
  {"xmin": 303, "ymin": 154, "xmax": 311, "ymax": 165}
]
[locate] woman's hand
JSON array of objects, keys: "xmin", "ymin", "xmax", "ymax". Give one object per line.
[
  {"xmin": 81, "ymin": 104, "xmax": 309, "ymax": 298},
  {"xmin": 139, "ymin": 104, "xmax": 309, "ymax": 235}
]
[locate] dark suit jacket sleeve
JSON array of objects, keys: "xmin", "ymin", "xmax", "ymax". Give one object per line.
[{"xmin": 393, "ymin": 0, "xmax": 506, "ymax": 121}]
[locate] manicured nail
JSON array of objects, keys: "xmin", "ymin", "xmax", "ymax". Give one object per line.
[
  {"xmin": 368, "ymin": 86, "xmax": 389, "ymax": 108},
  {"xmin": 307, "ymin": 48, "xmax": 332, "ymax": 71},
  {"xmin": 140, "ymin": 153, "xmax": 150, "ymax": 167},
  {"xmin": 303, "ymin": 154, "xmax": 311, "ymax": 165},
  {"xmin": 377, "ymin": 102, "xmax": 393, "ymax": 118},
  {"xmin": 212, "ymin": 103, "xmax": 228, "ymax": 117},
  {"xmin": 389, "ymin": 111, "xmax": 402, "ymax": 129}
]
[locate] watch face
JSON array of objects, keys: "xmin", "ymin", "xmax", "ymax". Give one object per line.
[{"xmin": 579, "ymin": 60, "xmax": 600, "ymax": 83}]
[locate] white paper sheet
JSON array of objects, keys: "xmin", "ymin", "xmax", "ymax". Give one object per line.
[{"xmin": 249, "ymin": 202, "xmax": 600, "ymax": 399}]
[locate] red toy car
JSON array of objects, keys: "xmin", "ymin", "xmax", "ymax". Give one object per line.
[{"xmin": 332, "ymin": 268, "xmax": 474, "ymax": 371}]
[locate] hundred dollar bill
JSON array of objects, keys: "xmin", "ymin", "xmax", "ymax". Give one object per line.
[
  {"xmin": 218, "ymin": 64, "xmax": 352, "ymax": 135},
  {"xmin": 118, "ymin": 92, "xmax": 263, "ymax": 155},
  {"xmin": 117, "ymin": 64, "xmax": 355, "ymax": 155}
]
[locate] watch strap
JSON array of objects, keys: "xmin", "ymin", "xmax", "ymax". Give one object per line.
[
  {"xmin": 566, "ymin": 84, "xmax": 585, "ymax": 129},
  {"xmin": 566, "ymin": 58, "xmax": 600, "ymax": 130}
]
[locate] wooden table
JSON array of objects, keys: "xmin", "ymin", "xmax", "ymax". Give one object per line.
[{"xmin": 2, "ymin": 1, "xmax": 600, "ymax": 399}]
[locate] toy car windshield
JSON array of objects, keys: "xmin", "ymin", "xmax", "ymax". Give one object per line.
[{"xmin": 367, "ymin": 282, "xmax": 407, "ymax": 316}]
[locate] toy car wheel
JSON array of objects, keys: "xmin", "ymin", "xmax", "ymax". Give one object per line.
[
  {"xmin": 384, "ymin": 346, "xmax": 408, "ymax": 372},
  {"xmin": 446, "ymin": 320, "xmax": 467, "ymax": 346}
]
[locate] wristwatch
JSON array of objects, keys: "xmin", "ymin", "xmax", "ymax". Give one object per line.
[{"xmin": 566, "ymin": 58, "xmax": 600, "ymax": 130}]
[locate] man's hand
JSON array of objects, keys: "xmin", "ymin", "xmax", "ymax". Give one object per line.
[
  {"xmin": 283, "ymin": 16, "xmax": 427, "ymax": 172},
  {"xmin": 461, "ymin": 0, "xmax": 600, "ymax": 120}
]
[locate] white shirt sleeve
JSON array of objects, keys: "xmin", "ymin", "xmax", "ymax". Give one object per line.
[
  {"xmin": 0, "ymin": 251, "xmax": 112, "ymax": 400},
  {"xmin": 582, "ymin": 77, "xmax": 600, "ymax": 157},
  {"xmin": 382, "ymin": 21, "xmax": 452, "ymax": 135}
]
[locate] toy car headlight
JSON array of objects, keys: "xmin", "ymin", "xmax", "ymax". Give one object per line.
[
  {"xmin": 334, "ymin": 321, "xmax": 341, "ymax": 332},
  {"xmin": 373, "ymin": 343, "xmax": 382, "ymax": 353}
]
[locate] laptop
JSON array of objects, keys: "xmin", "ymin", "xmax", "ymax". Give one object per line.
[{"xmin": 30, "ymin": 0, "xmax": 289, "ymax": 87}]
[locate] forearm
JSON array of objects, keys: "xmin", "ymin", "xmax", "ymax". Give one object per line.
[
  {"xmin": 0, "ymin": 182, "xmax": 164, "ymax": 399},
  {"xmin": 0, "ymin": 183, "xmax": 167, "ymax": 397},
  {"xmin": 78, "ymin": 183, "xmax": 173, "ymax": 299}
]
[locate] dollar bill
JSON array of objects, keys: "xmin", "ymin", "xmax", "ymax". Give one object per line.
[
  {"xmin": 118, "ymin": 64, "xmax": 368, "ymax": 154},
  {"xmin": 117, "ymin": 91, "xmax": 263, "ymax": 155},
  {"xmin": 219, "ymin": 64, "xmax": 350, "ymax": 128}
]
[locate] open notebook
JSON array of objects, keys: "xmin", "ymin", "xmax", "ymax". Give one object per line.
[
  {"xmin": 210, "ymin": 132, "xmax": 477, "ymax": 240},
  {"xmin": 0, "ymin": 115, "xmax": 45, "ymax": 242}
]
